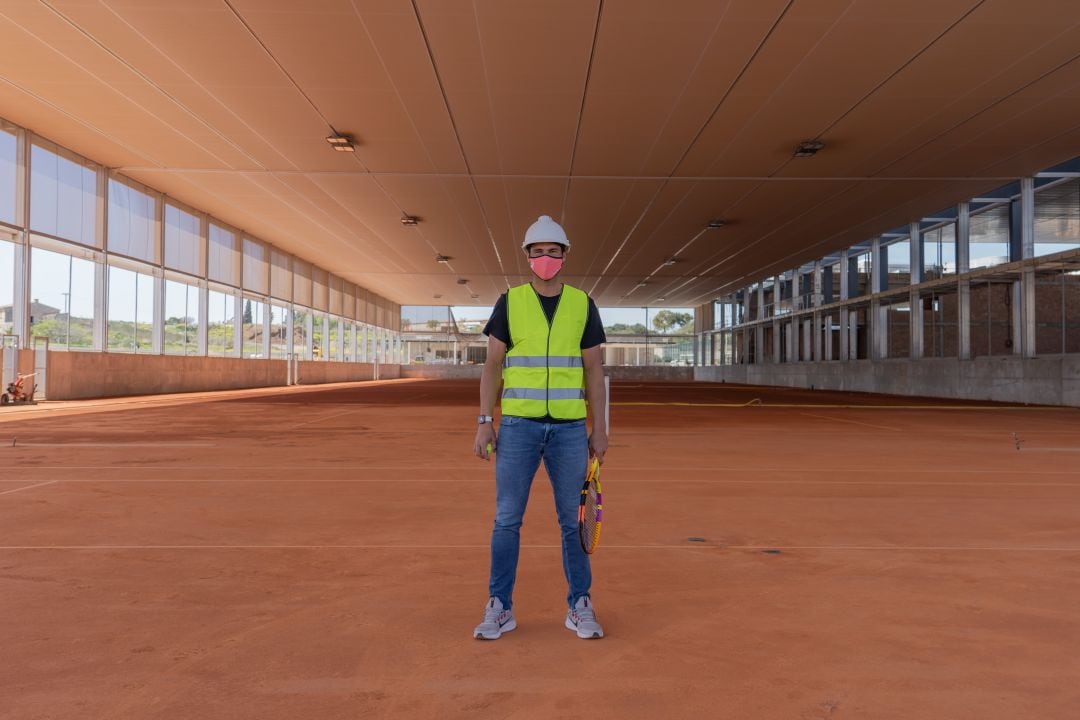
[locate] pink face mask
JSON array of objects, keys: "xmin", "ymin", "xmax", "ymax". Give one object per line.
[{"xmin": 529, "ymin": 255, "xmax": 564, "ymax": 281}]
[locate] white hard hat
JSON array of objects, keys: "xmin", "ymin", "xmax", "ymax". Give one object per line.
[{"xmin": 522, "ymin": 214, "xmax": 569, "ymax": 249}]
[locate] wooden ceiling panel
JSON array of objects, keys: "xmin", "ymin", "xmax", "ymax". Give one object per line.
[
  {"xmin": 373, "ymin": 175, "xmax": 500, "ymax": 278},
  {"xmin": 673, "ymin": 0, "xmax": 854, "ymax": 178},
  {"xmin": 412, "ymin": 2, "xmax": 501, "ymax": 173},
  {"xmin": 2, "ymin": 0, "xmax": 1077, "ymax": 305},
  {"xmin": 473, "ymin": 0, "xmax": 597, "ymax": 174},
  {"xmin": 702, "ymin": 0, "xmax": 983, "ymax": 177},
  {"xmin": 570, "ymin": 1, "xmax": 729, "ymax": 176}
]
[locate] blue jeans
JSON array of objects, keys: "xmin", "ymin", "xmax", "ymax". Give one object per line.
[{"xmin": 488, "ymin": 415, "xmax": 591, "ymax": 610}]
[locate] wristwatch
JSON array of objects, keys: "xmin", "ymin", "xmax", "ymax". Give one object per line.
[{"xmin": 478, "ymin": 415, "xmax": 494, "ymax": 425}]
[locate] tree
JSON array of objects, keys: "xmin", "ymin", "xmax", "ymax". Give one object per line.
[
  {"xmin": 651, "ymin": 310, "xmax": 692, "ymax": 334},
  {"xmin": 604, "ymin": 323, "xmax": 647, "ymax": 335},
  {"xmin": 243, "ymin": 299, "xmax": 253, "ymax": 325},
  {"xmin": 426, "ymin": 319, "xmax": 441, "ymax": 330}
]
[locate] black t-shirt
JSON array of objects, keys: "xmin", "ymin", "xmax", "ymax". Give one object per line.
[{"xmin": 483, "ymin": 286, "xmax": 606, "ymax": 423}]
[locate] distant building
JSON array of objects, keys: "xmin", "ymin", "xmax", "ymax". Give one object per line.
[{"xmin": 0, "ymin": 300, "xmax": 61, "ymax": 325}]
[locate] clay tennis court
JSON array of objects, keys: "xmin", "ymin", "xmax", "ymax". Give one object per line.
[{"xmin": 3, "ymin": 379, "xmax": 1080, "ymax": 719}]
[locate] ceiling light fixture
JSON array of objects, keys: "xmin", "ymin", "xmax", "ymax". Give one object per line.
[
  {"xmin": 400, "ymin": 214, "xmax": 419, "ymax": 226},
  {"xmin": 433, "ymin": 294, "xmax": 443, "ymax": 299},
  {"xmin": 655, "ymin": 297, "xmax": 666, "ymax": 302},
  {"xmin": 793, "ymin": 140, "xmax": 825, "ymax": 158},
  {"xmin": 706, "ymin": 219, "xmax": 726, "ymax": 229},
  {"xmin": 456, "ymin": 278, "xmax": 468, "ymax": 285},
  {"xmin": 663, "ymin": 258, "xmax": 678, "ymax": 267},
  {"xmin": 435, "ymin": 254, "xmax": 451, "ymax": 264},
  {"xmin": 325, "ymin": 132, "xmax": 355, "ymax": 152},
  {"xmin": 470, "ymin": 293, "xmax": 479, "ymax": 299}
]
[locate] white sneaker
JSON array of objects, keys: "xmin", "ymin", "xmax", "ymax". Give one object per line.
[
  {"xmin": 474, "ymin": 597, "xmax": 516, "ymax": 640},
  {"xmin": 565, "ymin": 596, "xmax": 604, "ymax": 639}
]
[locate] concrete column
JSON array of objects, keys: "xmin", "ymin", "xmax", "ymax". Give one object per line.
[
  {"xmin": 13, "ymin": 238, "xmax": 28, "ymax": 346},
  {"xmin": 824, "ymin": 314, "xmax": 833, "ymax": 361},
  {"xmin": 1019, "ymin": 177, "xmax": 1036, "ymax": 358},
  {"xmin": 957, "ymin": 202, "xmax": 971, "ymax": 359},
  {"xmin": 152, "ymin": 274, "xmax": 164, "ymax": 355},
  {"xmin": 839, "ymin": 250, "xmax": 850, "ymax": 361},
  {"xmin": 93, "ymin": 258, "xmax": 107, "ymax": 351},
  {"xmin": 909, "ymin": 222, "xmax": 924, "ymax": 359},
  {"xmin": 262, "ymin": 301, "xmax": 272, "ymax": 359},
  {"xmin": 870, "ymin": 238, "xmax": 885, "ymax": 360},
  {"xmin": 197, "ymin": 285, "xmax": 209, "ymax": 355},
  {"xmin": 233, "ymin": 294, "xmax": 243, "ymax": 357},
  {"xmin": 14, "ymin": 129, "xmax": 29, "ymax": 346}
]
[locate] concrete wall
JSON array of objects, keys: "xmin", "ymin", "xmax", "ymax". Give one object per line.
[
  {"xmin": 42, "ymin": 351, "xmax": 404, "ymax": 400},
  {"xmin": 400, "ymin": 364, "xmax": 694, "ymax": 382},
  {"xmin": 296, "ymin": 361, "xmax": 374, "ymax": 385},
  {"xmin": 695, "ymin": 355, "xmax": 1080, "ymax": 407}
]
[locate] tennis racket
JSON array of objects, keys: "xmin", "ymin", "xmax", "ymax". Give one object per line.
[{"xmin": 578, "ymin": 457, "xmax": 603, "ymax": 554}]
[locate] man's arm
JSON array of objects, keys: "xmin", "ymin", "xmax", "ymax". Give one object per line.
[
  {"xmin": 582, "ymin": 345, "xmax": 608, "ymax": 463},
  {"xmin": 474, "ymin": 335, "xmax": 506, "ymax": 461}
]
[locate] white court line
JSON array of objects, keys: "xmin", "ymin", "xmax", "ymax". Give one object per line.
[
  {"xmin": 15, "ymin": 465, "xmax": 1080, "ymax": 475},
  {"xmin": 0, "ymin": 543, "xmax": 1078, "ymax": 552},
  {"xmin": 8, "ymin": 442, "xmax": 217, "ymax": 448},
  {"xmin": 0, "ymin": 480, "xmax": 60, "ymax": 496},
  {"xmin": 25, "ymin": 477, "xmax": 1080, "ymax": 487},
  {"xmin": 287, "ymin": 407, "xmax": 362, "ymax": 430},
  {"xmin": 1020, "ymin": 448, "xmax": 1080, "ymax": 452},
  {"xmin": 799, "ymin": 412, "xmax": 901, "ymax": 431}
]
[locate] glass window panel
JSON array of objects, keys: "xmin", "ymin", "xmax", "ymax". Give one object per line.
[
  {"xmin": 30, "ymin": 246, "xmax": 96, "ymax": 350},
  {"xmin": 208, "ymin": 223, "xmax": 239, "ymax": 286},
  {"xmin": 312, "ymin": 312, "xmax": 327, "ymax": 358},
  {"xmin": 312, "ymin": 267, "xmax": 329, "ymax": 311},
  {"xmin": 328, "ymin": 317, "xmax": 340, "ymax": 360},
  {"xmin": 1034, "ymin": 179, "xmax": 1080, "ymax": 258},
  {"xmin": 0, "ymin": 238, "xmax": 14, "ymax": 334},
  {"xmin": 30, "ymin": 144, "xmax": 97, "ymax": 246},
  {"xmin": 164, "ymin": 279, "xmax": 200, "ymax": 356},
  {"xmin": 107, "ymin": 265, "xmax": 155, "ymax": 353},
  {"xmin": 164, "ymin": 204, "xmax": 202, "ymax": 276},
  {"xmin": 923, "ymin": 224, "xmax": 956, "ymax": 280},
  {"xmin": 885, "ymin": 239, "xmax": 910, "ymax": 290},
  {"xmin": 107, "ymin": 179, "xmax": 157, "ymax": 262},
  {"xmin": 1, "ymin": 128, "xmax": 16, "ymax": 224},
  {"xmin": 269, "ymin": 304, "xmax": 289, "ymax": 359},
  {"xmin": 969, "ymin": 205, "xmax": 1011, "ymax": 269},
  {"xmin": 270, "ymin": 248, "xmax": 291, "ymax": 301},
  {"xmin": 293, "ymin": 308, "xmax": 310, "ymax": 359},
  {"xmin": 242, "ymin": 297, "xmax": 266, "ymax": 358},
  {"xmin": 207, "ymin": 289, "xmax": 236, "ymax": 357},
  {"xmin": 344, "ymin": 322, "xmax": 355, "ymax": 361},
  {"xmin": 242, "ymin": 238, "xmax": 268, "ymax": 295}
]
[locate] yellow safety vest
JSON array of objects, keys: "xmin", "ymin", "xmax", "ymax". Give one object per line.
[{"xmin": 501, "ymin": 283, "xmax": 588, "ymax": 420}]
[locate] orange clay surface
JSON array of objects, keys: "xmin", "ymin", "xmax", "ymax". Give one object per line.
[{"xmin": 2, "ymin": 378, "xmax": 1080, "ymax": 719}]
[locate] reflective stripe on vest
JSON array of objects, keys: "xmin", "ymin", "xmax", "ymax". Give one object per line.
[
  {"xmin": 501, "ymin": 283, "xmax": 588, "ymax": 420},
  {"xmin": 502, "ymin": 387, "xmax": 586, "ymax": 401},
  {"xmin": 504, "ymin": 356, "xmax": 583, "ymax": 368}
]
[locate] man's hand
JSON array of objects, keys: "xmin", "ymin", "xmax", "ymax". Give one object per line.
[
  {"xmin": 589, "ymin": 430, "xmax": 608, "ymax": 465},
  {"xmin": 475, "ymin": 423, "xmax": 497, "ymax": 461}
]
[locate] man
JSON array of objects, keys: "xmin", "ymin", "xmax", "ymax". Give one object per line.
[{"xmin": 472, "ymin": 214, "xmax": 609, "ymax": 640}]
